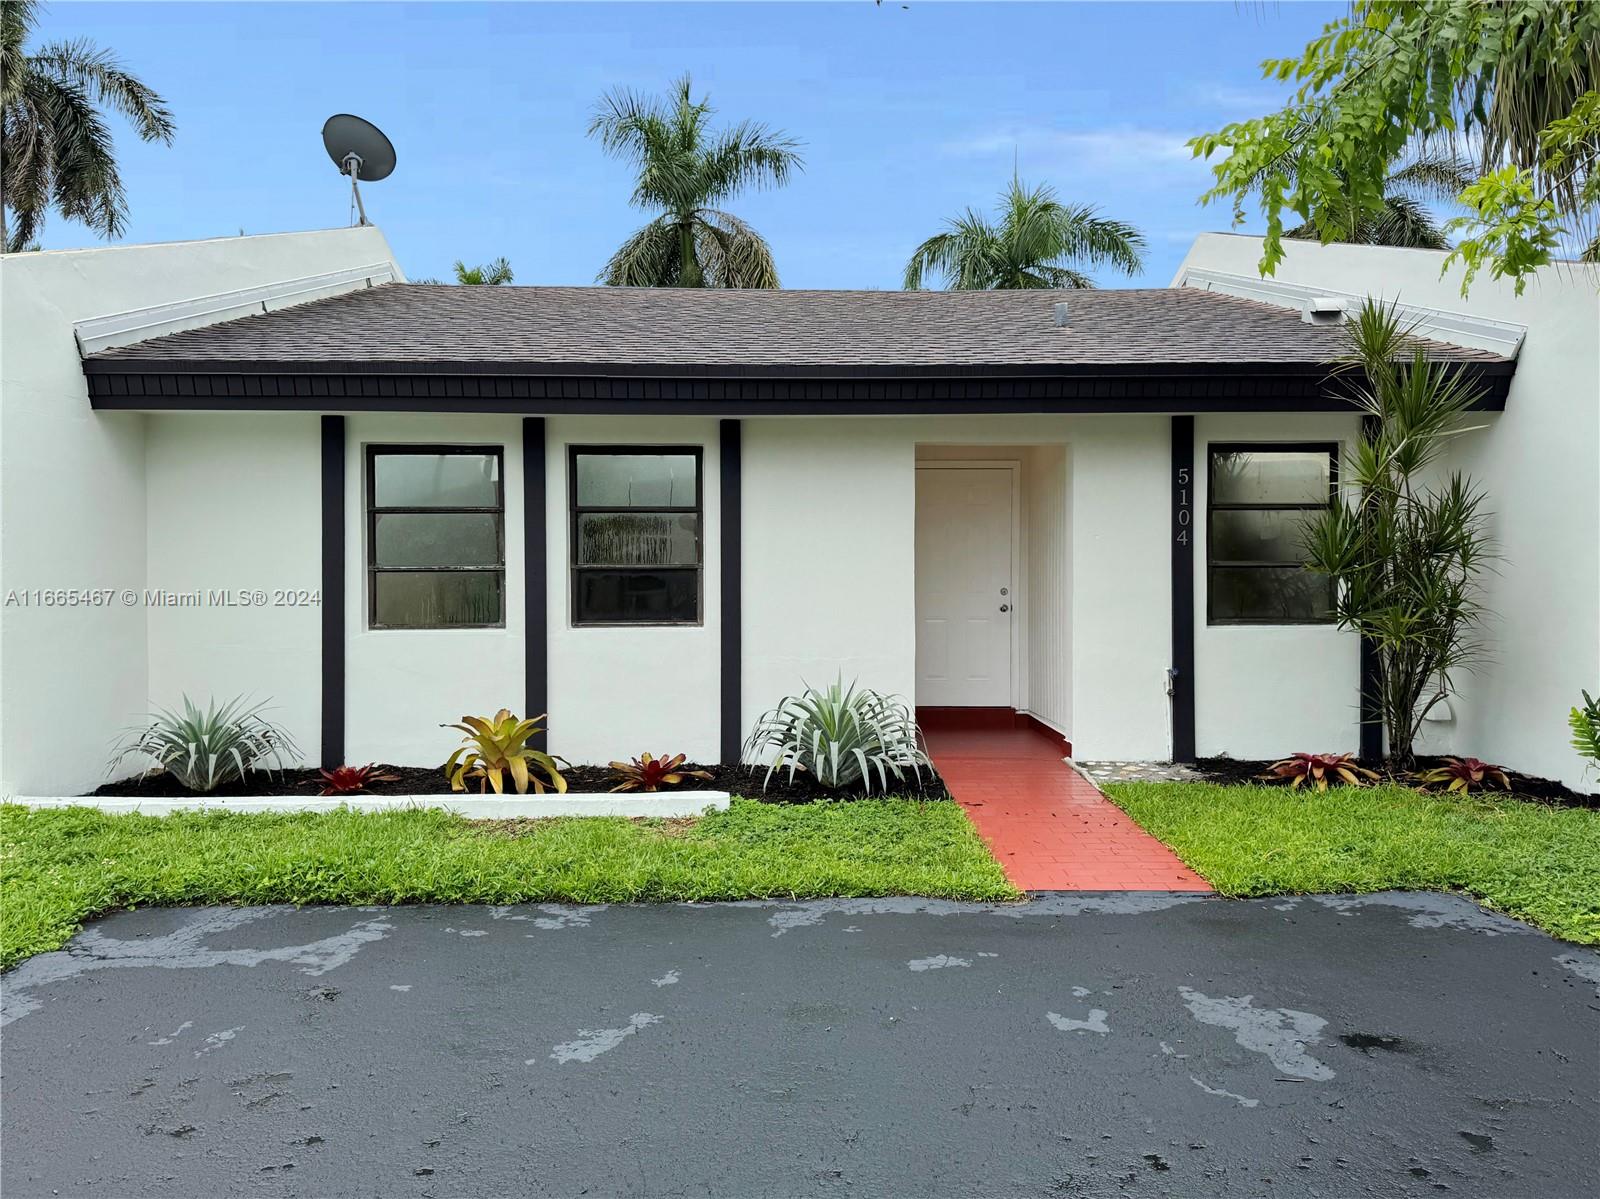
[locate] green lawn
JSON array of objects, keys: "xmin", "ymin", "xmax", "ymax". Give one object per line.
[
  {"xmin": 0, "ymin": 798, "xmax": 1017, "ymax": 970},
  {"xmin": 1104, "ymin": 781, "xmax": 1600, "ymax": 945}
]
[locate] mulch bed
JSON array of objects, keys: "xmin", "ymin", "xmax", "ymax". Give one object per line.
[
  {"xmin": 1191, "ymin": 756, "xmax": 1600, "ymax": 810},
  {"xmin": 89, "ymin": 761, "xmax": 950, "ymax": 805}
]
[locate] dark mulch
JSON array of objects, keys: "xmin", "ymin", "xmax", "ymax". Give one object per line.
[
  {"xmin": 89, "ymin": 761, "xmax": 950, "ymax": 805},
  {"xmin": 1191, "ymin": 756, "xmax": 1600, "ymax": 810}
]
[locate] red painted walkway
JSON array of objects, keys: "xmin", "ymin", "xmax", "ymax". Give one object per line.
[{"xmin": 924, "ymin": 722, "xmax": 1212, "ymax": 893}]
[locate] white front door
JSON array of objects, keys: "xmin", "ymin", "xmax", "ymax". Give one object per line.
[{"xmin": 915, "ymin": 466, "xmax": 1014, "ymax": 707}]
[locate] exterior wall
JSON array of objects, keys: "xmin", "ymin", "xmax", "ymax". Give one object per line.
[
  {"xmin": 0, "ymin": 227, "xmax": 398, "ymax": 795},
  {"xmin": 145, "ymin": 415, "xmax": 322, "ymax": 761},
  {"xmin": 344, "ymin": 414, "xmax": 527, "ymax": 767},
  {"xmin": 1191, "ymin": 411, "xmax": 1363, "ymax": 759},
  {"xmin": 545, "ymin": 416, "xmax": 723, "ymax": 766},
  {"xmin": 1177, "ymin": 235, "xmax": 1600, "ymax": 787}
]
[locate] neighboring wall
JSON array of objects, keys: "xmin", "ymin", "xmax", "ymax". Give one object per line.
[
  {"xmin": 0, "ymin": 228, "xmax": 400, "ymax": 795},
  {"xmin": 1176, "ymin": 235, "xmax": 1600, "ymax": 787}
]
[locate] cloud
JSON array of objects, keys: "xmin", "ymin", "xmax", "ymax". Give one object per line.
[{"xmin": 942, "ymin": 125, "xmax": 1212, "ymax": 187}]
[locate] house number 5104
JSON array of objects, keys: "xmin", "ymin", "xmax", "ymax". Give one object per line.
[{"xmin": 1175, "ymin": 466, "xmax": 1191, "ymax": 545}]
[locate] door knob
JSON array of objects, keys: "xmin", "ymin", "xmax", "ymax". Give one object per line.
[{"xmin": 999, "ymin": 604, "xmax": 1011, "ymax": 613}]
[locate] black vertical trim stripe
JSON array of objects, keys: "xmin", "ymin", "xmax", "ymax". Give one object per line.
[
  {"xmin": 1171, "ymin": 415, "xmax": 1197, "ymax": 763},
  {"xmin": 720, "ymin": 419, "xmax": 743, "ymax": 763},
  {"xmin": 1358, "ymin": 413, "xmax": 1383, "ymax": 762},
  {"xmin": 523, "ymin": 418, "xmax": 548, "ymax": 750},
  {"xmin": 320, "ymin": 415, "xmax": 345, "ymax": 769}
]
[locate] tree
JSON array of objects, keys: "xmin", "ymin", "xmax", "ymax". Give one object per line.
[
  {"xmin": 587, "ymin": 74, "xmax": 801, "ymax": 288},
  {"xmin": 1191, "ymin": 1, "xmax": 1599, "ymax": 294},
  {"xmin": 1302, "ymin": 301, "xmax": 1493, "ymax": 771},
  {"xmin": 1, "ymin": 0, "xmax": 175, "ymax": 250},
  {"xmin": 902, "ymin": 177, "xmax": 1145, "ymax": 290},
  {"xmin": 453, "ymin": 257, "xmax": 513, "ymax": 285},
  {"xmin": 1285, "ymin": 153, "xmax": 1476, "ymax": 250}
]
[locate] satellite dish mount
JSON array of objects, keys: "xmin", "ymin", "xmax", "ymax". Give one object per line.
[{"xmin": 322, "ymin": 114, "xmax": 396, "ymax": 228}]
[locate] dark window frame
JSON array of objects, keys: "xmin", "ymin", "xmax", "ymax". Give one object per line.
[
  {"xmin": 1206, "ymin": 441, "xmax": 1339, "ymax": 627},
  {"xmin": 366, "ymin": 443, "xmax": 507, "ymax": 630},
  {"xmin": 568, "ymin": 444, "xmax": 704, "ymax": 628}
]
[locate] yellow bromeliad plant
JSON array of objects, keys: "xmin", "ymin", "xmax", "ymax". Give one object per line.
[{"xmin": 442, "ymin": 709, "xmax": 567, "ymax": 794}]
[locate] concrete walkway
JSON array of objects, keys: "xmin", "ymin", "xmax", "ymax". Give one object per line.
[{"xmin": 924, "ymin": 723, "xmax": 1212, "ymax": 892}]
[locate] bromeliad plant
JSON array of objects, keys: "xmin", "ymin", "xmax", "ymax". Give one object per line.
[
  {"xmin": 1570, "ymin": 690, "xmax": 1600, "ymax": 776},
  {"xmin": 442, "ymin": 710, "xmax": 566, "ymax": 795},
  {"xmin": 743, "ymin": 677, "xmax": 933, "ymax": 795},
  {"xmin": 609, "ymin": 752, "xmax": 712, "ymax": 793},
  {"xmin": 1419, "ymin": 756, "xmax": 1511, "ymax": 794},
  {"xmin": 318, "ymin": 764, "xmax": 400, "ymax": 797},
  {"xmin": 107, "ymin": 695, "xmax": 299, "ymax": 792},
  {"xmin": 1263, "ymin": 752, "xmax": 1379, "ymax": 791}
]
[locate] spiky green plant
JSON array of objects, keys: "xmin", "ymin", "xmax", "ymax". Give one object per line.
[
  {"xmin": 452, "ymin": 256, "xmax": 513, "ymax": 285},
  {"xmin": 587, "ymin": 73, "xmax": 802, "ymax": 288},
  {"xmin": 903, "ymin": 176, "xmax": 1145, "ymax": 290},
  {"xmin": 743, "ymin": 678, "xmax": 933, "ymax": 795},
  {"xmin": 107, "ymin": 695, "xmax": 299, "ymax": 792},
  {"xmin": 1302, "ymin": 300, "xmax": 1493, "ymax": 771},
  {"xmin": 1571, "ymin": 690, "xmax": 1600, "ymax": 774}
]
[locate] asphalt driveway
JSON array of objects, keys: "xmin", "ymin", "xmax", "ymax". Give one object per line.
[{"xmin": 2, "ymin": 893, "xmax": 1596, "ymax": 1198}]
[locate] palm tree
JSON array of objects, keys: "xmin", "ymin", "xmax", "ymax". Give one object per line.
[
  {"xmin": 587, "ymin": 74, "xmax": 802, "ymax": 288},
  {"xmin": 902, "ymin": 178, "xmax": 1146, "ymax": 290},
  {"xmin": 453, "ymin": 257, "xmax": 513, "ymax": 285},
  {"xmin": 1284, "ymin": 153, "xmax": 1477, "ymax": 250},
  {"xmin": 1, "ymin": 0, "xmax": 175, "ymax": 251}
]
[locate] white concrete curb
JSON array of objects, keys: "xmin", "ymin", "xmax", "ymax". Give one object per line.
[{"xmin": 11, "ymin": 792, "xmax": 732, "ymax": 819}]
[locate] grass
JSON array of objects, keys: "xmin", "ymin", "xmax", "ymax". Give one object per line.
[
  {"xmin": 0, "ymin": 798, "xmax": 1018, "ymax": 970},
  {"xmin": 1103, "ymin": 781, "xmax": 1600, "ymax": 945}
]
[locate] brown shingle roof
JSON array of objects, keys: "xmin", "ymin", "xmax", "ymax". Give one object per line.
[{"xmin": 87, "ymin": 282, "xmax": 1506, "ymax": 371}]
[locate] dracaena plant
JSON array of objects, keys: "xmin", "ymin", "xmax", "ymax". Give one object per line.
[
  {"xmin": 1418, "ymin": 756, "xmax": 1511, "ymax": 794},
  {"xmin": 1263, "ymin": 752, "xmax": 1379, "ymax": 791},
  {"xmin": 107, "ymin": 695, "xmax": 298, "ymax": 792},
  {"xmin": 442, "ymin": 709, "xmax": 566, "ymax": 795},
  {"xmin": 318, "ymin": 764, "xmax": 400, "ymax": 797},
  {"xmin": 743, "ymin": 677, "xmax": 933, "ymax": 795},
  {"xmin": 608, "ymin": 752, "xmax": 712, "ymax": 793},
  {"xmin": 1303, "ymin": 300, "xmax": 1493, "ymax": 772}
]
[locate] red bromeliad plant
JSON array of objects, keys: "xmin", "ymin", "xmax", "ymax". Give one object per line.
[
  {"xmin": 1418, "ymin": 756, "xmax": 1511, "ymax": 793},
  {"xmin": 609, "ymin": 752, "xmax": 712, "ymax": 793},
  {"xmin": 319, "ymin": 764, "xmax": 401, "ymax": 796},
  {"xmin": 1263, "ymin": 752, "xmax": 1379, "ymax": 791}
]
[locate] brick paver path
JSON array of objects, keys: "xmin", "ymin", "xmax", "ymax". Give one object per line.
[{"xmin": 925, "ymin": 724, "xmax": 1212, "ymax": 892}]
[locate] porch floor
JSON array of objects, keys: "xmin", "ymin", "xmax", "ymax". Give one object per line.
[{"xmin": 923, "ymin": 723, "xmax": 1212, "ymax": 893}]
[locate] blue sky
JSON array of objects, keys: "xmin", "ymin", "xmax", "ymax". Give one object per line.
[{"xmin": 32, "ymin": 1, "xmax": 1342, "ymax": 288}]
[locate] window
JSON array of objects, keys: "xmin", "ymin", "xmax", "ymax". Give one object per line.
[
  {"xmin": 569, "ymin": 447, "xmax": 702, "ymax": 625},
  {"xmin": 367, "ymin": 446, "xmax": 504, "ymax": 629},
  {"xmin": 1207, "ymin": 444, "xmax": 1337, "ymax": 625}
]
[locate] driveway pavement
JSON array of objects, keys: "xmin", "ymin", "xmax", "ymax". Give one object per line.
[{"xmin": 2, "ymin": 893, "xmax": 1596, "ymax": 1198}]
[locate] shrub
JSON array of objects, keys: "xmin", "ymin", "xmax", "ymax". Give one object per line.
[
  {"xmin": 743, "ymin": 678, "xmax": 932, "ymax": 795},
  {"xmin": 1571, "ymin": 690, "xmax": 1600, "ymax": 774},
  {"xmin": 1263, "ymin": 752, "xmax": 1379, "ymax": 791},
  {"xmin": 107, "ymin": 695, "xmax": 299, "ymax": 792},
  {"xmin": 1418, "ymin": 756, "xmax": 1511, "ymax": 793},
  {"xmin": 443, "ymin": 710, "xmax": 565, "ymax": 795},
  {"xmin": 319, "ymin": 764, "xmax": 400, "ymax": 796},
  {"xmin": 609, "ymin": 752, "xmax": 712, "ymax": 793}
]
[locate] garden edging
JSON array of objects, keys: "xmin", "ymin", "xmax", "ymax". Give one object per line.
[{"xmin": 13, "ymin": 792, "xmax": 732, "ymax": 819}]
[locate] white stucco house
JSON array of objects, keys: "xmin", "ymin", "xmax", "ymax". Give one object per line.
[{"xmin": 1, "ymin": 227, "xmax": 1595, "ymax": 796}]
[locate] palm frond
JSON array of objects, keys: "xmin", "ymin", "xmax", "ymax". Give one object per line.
[
  {"xmin": 597, "ymin": 215, "xmax": 682, "ymax": 287},
  {"xmin": 30, "ymin": 38, "xmax": 175, "ymax": 143},
  {"xmin": 696, "ymin": 207, "xmax": 779, "ymax": 288},
  {"xmin": 697, "ymin": 118, "xmax": 803, "ymax": 205}
]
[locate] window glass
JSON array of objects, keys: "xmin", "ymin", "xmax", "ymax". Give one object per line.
[
  {"xmin": 374, "ymin": 512, "xmax": 501, "ymax": 569},
  {"xmin": 373, "ymin": 571, "xmax": 504, "ymax": 629},
  {"xmin": 1206, "ymin": 445, "xmax": 1336, "ymax": 625},
  {"xmin": 374, "ymin": 453, "xmax": 500, "ymax": 507},
  {"xmin": 575, "ymin": 453, "xmax": 697, "ymax": 508},
  {"xmin": 576, "ymin": 512, "xmax": 699, "ymax": 566},
  {"xmin": 1210, "ymin": 450, "xmax": 1331, "ymax": 506},
  {"xmin": 1209, "ymin": 567, "xmax": 1333, "ymax": 623},
  {"xmin": 571, "ymin": 448, "xmax": 702, "ymax": 625},
  {"xmin": 575, "ymin": 570, "xmax": 699, "ymax": 624},
  {"xmin": 1210, "ymin": 509, "xmax": 1319, "ymax": 564}
]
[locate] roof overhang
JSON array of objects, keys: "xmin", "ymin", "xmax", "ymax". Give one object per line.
[{"xmin": 81, "ymin": 358, "xmax": 1514, "ymax": 415}]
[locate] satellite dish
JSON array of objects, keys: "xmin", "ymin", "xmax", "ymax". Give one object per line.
[{"xmin": 322, "ymin": 114, "xmax": 395, "ymax": 226}]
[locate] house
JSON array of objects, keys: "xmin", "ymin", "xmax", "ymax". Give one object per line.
[{"xmin": 1, "ymin": 228, "xmax": 1594, "ymax": 796}]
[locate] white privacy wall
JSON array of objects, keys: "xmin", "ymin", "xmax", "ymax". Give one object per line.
[
  {"xmin": 344, "ymin": 414, "xmax": 527, "ymax": 767},
  {"xmin": 546, "ymin": 416, "xmax": 723, "ymax": 765},
  {"xmin": 0, "ymin": 227, "xmax": 399, "ymax": 795},
  {"xmin": 1192, "ymin": 411, "xmax": 1362, "ymax": 759},
  {"xmin": 1178, "ymin": 235, "xmax": 1600, "ymax": 787}
]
